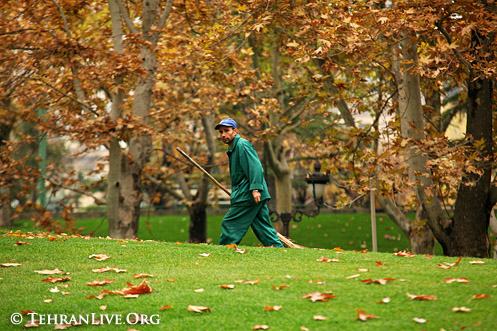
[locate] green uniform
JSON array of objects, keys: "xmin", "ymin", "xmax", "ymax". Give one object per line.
[{"xmin": 219, "ymin": 134, "xmax": 283, "ymax": 247}]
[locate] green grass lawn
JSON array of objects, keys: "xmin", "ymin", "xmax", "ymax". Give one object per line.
[
  {"xmin": 0, "ymin": 233, "xmax": 495, "ymax": 330},
  {"xmin": 10, "ymin": 212, "xmax": 443, "ymax": 255}
]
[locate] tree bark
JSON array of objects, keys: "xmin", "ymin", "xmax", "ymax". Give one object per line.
[{"xmin": 187, "ymin": 202, "xmax": 208, "ymax": 243}]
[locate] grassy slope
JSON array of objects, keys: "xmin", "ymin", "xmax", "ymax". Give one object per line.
[
  {"xmin": 1, "ymin": 233, "xmax": 496, "ymax": 330},
  {"xmin": 12, "ymin": 212, "xmax": 443, "ymax": 254}
]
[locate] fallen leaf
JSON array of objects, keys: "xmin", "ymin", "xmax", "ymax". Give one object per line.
[
  {"xmin": 354, "ymin": 249, "xmax": 369, "ymax": 253},
  {"xmin": 54, "ymin": 323, "xmax": 72, "ymax": 329},
  {"xmin": 0, "ymin": 263, "xmax": 22, "ymax": 267},
  {"xmin": 234, "ymin": 248, "xmax": 248, "ymax": 254},
  {"xmin": 61, "ymin": 291, "xmax": 70, "ymax": 295},
  {"xmin": 313, "ymin": 315, "xmax": 329, "ymax": 320},
  {"xmin": 308, "ymin": 279, "xmax": 325, "ymax": 284},
  {"xmin": 21, "ymin": 310, "xmax": 36, "ymax": 315},
  {"xmin": 123, "ymin": 294, "xmax": 139, "ymax": 299},
  {"xmin": 199, "ymin": 253, "xmax": 211, "ymax": 257},
  {"xmin": 89, "ymin": 254, "xmax": 111, "ymax": 261},
  {"xmin": 358, "ymin": 268, "xmax": 369, "ymax": 272},
  {"xmin": 316, "ymin": 256, "xmax": 340, "ymax": 262},
  {"xmin": 99, "ymin": 305, "xmax": 107, "ymax": 310},
  {"xmin": 133, "ymin": 273, "xmax": 153, "ymax": 279},
  {"xmin": 301, "ymin": 292, "xmax": 337, "ymax": 302},
  {"xmin": 92, "ymin": 266, "xmax": 127, "ymax": 273},
  {"xmin": 34, "ymin": 269, "xmax": 64, "ymax": 275},
  {"xmin": 377, "ymin": 297, "xmax": 391, "ymax": 304},
  {"xmin": 219, "ymin": 284, "xmax": 235, "ymax": 289},
  {"xmin": 333, "ymin": 247, "xmax": 344, "ymax": 251},
  {"xmin": 44, "ymin": 299, "xmax": 53, "ymax": 303},
  {"xmin": 356, "ymin": 309, "xmax": 378, "ymax": 321},
  {"xmin": 361, "ymin": 278, "xmax": 395, "ymax": 285},
  {"xmin": 264, "ymin": 305, "xmax": 282, "ymax": 311},
  {"xmin": 187, "ymin": 305, "xmax": 211, "ymax": 313},
  {"xmin": 25, "ymin": 319, "xmax": 39, "ymax": 327},
  {"xmin": 194, "ymin": 288, "xmax": 205, "ymax": 293},
  {"xmin": 87, "ymin": 279, "xmax": 115, "ymax": 287},
  {"xmin": 272, "ymin": 284, "xmax": 288, "ymax": 290},
  {"xmin": 472, "ymin": 294, "xmax": 492, "ymax": 300},
  {"xmin": 15, "ymin": 241, "xmax": 31, "ymax": 246},
  {"xmin": 469, "ymin": 260, "xmax": 485, "ymax": 264},
  {"xmin": 437, "ymin": 263, "xmax": 451, "ymax": 269},
  {"xmin": 443, "ymin": 256, "xmax": 462, "ymax": 267},
  {"xmin": 87, "ymin": 280, "xmax": 152, "ymax": 300},
  {"xmin": 167, "ymin": 277, "xmax": 175, "ymax": 282},
  {"xmin": 300, "ymin": 327, "xmax": 309, "ymax": 331},
  {"xmin": 41, "ymin": 276, "xmax": 71, "ymax": 283},
  {"xmin": 452, "ymin": 306, "xmax": 471, "ymax": 312},
  {"xmin": 406, "ymin": 292, "xmax": 437, "ymax": 300},
  {"xmin": 443, "ymin": 277, "xmax": 471, "ymax": 284},
  {"xmin": 413, "ymin": 317, "xmax": 427, "ymax": 324},
  {"xmin": 375, "ymin": 261, "xmax": 385, "ymax": 266},
  {"xmin": 49, "ymin": 286, "xmax": 60, "ymax": 293},
  {"xmin": 252, "ymin": 325, "xmax": 269, "ymax": 330},
  {"xmin": 393, "ymin": 251, "xmax": 416, "ymax": 257},
  {"xmin": 159, "ymin": 305, "xmax": 173, "ymax": 310},
  {"xmin": 346, "ymin": 274, "xmax": 360, "ymax": 279}
]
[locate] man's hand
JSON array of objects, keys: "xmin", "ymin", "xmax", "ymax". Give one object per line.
[{"xmin": 252, "ymin": 190, "xmax": 261, "ymax": 204}]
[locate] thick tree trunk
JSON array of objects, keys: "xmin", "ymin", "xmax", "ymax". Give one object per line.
[
  {"xmin": 445, "ymin": 49, "xmax": 493, "ymax": 257},
  {"xmin": 187, "ymin": 202, "xmax": 208, "ymax": 243}
]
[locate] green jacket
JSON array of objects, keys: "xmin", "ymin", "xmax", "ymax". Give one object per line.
[{"xmin": 227, "ymin": 134, "xmax": 270, "ymax": 205}]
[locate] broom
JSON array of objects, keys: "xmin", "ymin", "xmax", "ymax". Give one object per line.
[{"xmin": 176, "ymin": 147, "xmax": 305, "ymax": 249}]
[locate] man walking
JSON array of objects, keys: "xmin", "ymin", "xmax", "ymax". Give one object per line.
[{"xmin": 215, "ymin": 118, "xmax": 284, "ymax": 248}]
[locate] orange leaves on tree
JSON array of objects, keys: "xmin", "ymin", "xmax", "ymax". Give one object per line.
[
  {"xmin": 86, "ymin": 279, "xmax": 115, "ymax": 287},
  {"xmin": 316, "ymin": 256, "xmax": 340, "ymax": 262},
  {"xmin": 301, "ymin": 292, "xmax": 337, "ymax": 302},
  {"xmin": 187, "ymin": 305, "xmax": 211, "ymax": 313},
  {"xmin": 89, "ymin": 254, "xmax": 111, "ymax": 261},
  {"xmin": 361, "ymin": 278, "xmax": 395, "ymax": 285},
  {"xmin": 406, "ymin": 292, "xmax": 437, "ymax": 300},
  {"xmin": 472, "ymin": 294, "xmax": 492, "ymax": 300},
  {"xmin": 393, "ymin": 251, "xmax": 416, "ymax": 257},
  {"xmin": 41, "ymin": 276, "xmax": 71, "ymax": 283},
  {"xmin": 356, "ymin": 309, "xmax": 379, "ymax": 321},
  {"xmin": 443, "ymin": 277, "xmax": 471, "ymax": 284}
]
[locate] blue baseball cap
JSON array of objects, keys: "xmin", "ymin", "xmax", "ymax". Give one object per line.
[{"xmin": 215, "ymin": 118, "xmax": 237, "ymax": 130}]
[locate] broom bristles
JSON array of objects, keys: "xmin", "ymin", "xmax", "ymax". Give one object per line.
[{"xmin": 277, "ymin": 232, "xmax": 306, "ymax": 249}]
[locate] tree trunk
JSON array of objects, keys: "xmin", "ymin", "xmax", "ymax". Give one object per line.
[
  {"xmin": 187, "ymin": 202, "xmax": 208, "ymax": 243},
  {"xmin": 0, "ymin": 102, "xmax": 14, "ymax": 227},
  {"xmin": 445, "ymin": 28, "xmax": 493, "ymax": 256}
]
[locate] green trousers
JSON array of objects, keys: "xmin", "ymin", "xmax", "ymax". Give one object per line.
[{"xmin": 219, "ymin": 200, "xmax": 284, "ymax": 247}]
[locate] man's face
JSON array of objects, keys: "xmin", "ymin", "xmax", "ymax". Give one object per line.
[{"xmin": 218, "ymin": 126, "xmax": 237, "ymax": 145}]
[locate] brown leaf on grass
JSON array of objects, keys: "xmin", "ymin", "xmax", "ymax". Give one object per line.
[
  {"xmin": 406, "ymin": 292, "xmax": 437, "ymax": 300},
  {"xmin": 44, "ymin": 299, "xmax": 53, "ymax": 303},
  {"xmin": 252, "ymin": 325, "xmax": 269, "ymax": 330},
  {"xmin": 41, "ymin": 276, "xmax": 71, "ymax": 283},
  {"xmin": 235, "ymin": 248, "xmax": 248, "ymax": 254},
  {"xmin": 89, "ymin": 254, "xmax": 111, "ymax": 261},
  {"xmin": 437, "ymin": 263, "xmax": 451, "ymax": 269},
  {"xmin": 133, "ymin": 273, "xmax": 153, "ymax": 279},
  {"xmin": 235, "ymin": 279, "xmax": 260, "ymax": 285},
  {"xmin": 272, "ymin": 284, "xmax": 288, "ymax": 290},
  {"xmin": 199, "ymin": 253, "xmax": 211, "ymax": 257},
  {"xmin": 24, "ymin": 319, "xmax": 39, "ymax": 328},
  {"xmin": 346, "ymin": 274, "xmax": 360, "ymax": 279},
  {"xmin": 361, "ymin": 278, "xmax": 395, "ymax": 285},
  {"xmin": 92, "ymin": 266, "xmax": 127, "ymax": 273},
  {"xmin": 87, "ymin": 280, "xmax": 152, "ymax": 300},
  {"xmin": 301, "ymin": 292, "xmax": 337, "ymax": 302},
  {"xmin": 356, "ymin": 309, "xmax": 378, "ymax": 321},
  {"xmin": 376, "ymin": 297, "xmax": 391, "ymax": 304},
  {"xmin": 393, "ymin": 251, "xmax": 416, "ymax": 257},
  {"xmin": 87, "ymin": 279, "xmax": 115, "ymax": 287},
  {"xmin": 443, "ymin": 256, "xmax": 462, "ymax": 267},
  {"xmin": 443, "ymin": 277, "xmax": 471, "ymax": 284},
  {"xmin": 21, "ymin": 310, "xmax": 36, "ymax": 315},
  {"xmin": 316, "ymin": 256, "xmax": 340, "ymax": 262},
  {"xmin": 375, "ymin": 261, "xmax": 385, "ymax": 266},
  {"xmin": 472, "ymin": 294, "xmax": 492, "ymax": 300},
  {"xmin": 333, "ymin": 247, "xmax": 344, "ymax": 251},
  {"xmin": 15, "ymin": 241, "xmax": 31, "ymax": 246},
  {"xmin": 469, "ymin": 260, "xmax": 485, "ymax": 264},
  {"xmin": 0, "ymin": 263, "xmax": 22, "ymax": 267},
  {"xmin": 35, "ymin": 269, "xmax": 67, "ymax": 275},
  {"xmin": 219, "ymin": 284, "xmax": 235, "ymax": 289},
  {"xmin": 452, "ymin": 306, "xmax": 471, "ymax": 312},
  {"xmin": 313, "ymin": 315, "xmax": 329, "ymax": 320},
  {"xmin": 54, "ymin": 323, "xmax": 72, "ymax": 329},
  {"xmin": 193, "ymin": 288, "xmax": 204, "ymax": 293},
  {"xmin": 354, "ymin": 249, "xmax": 369, "ymax": 253},
  {"xmin": 187, "ymin": 305, "xmax": 211, "ymax": 313},
  {"xmin": 308, "ymin": 279, "xmax": 325, "ymax": 284},
  {"xmin": 159, "ymin": 305, "xmax": 173, "ymax": 310},
  {"xmin": 264, "ymin": 305, "xmax": 282, "ymax": 311},
  {"xmin": 226, "ymin": 243, "xmax": 237, "ymax": 248},
  {"xmin": 413, "ymin": 317, "xmax": 427, "ymax": 324}
]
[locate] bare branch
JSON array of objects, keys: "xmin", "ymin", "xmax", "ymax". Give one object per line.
[
  {"xmin": 113, "ymin": 0, "xmax": 139, "ymax": 34},
  {"xmin": 157, "ymin": 0, "xmax": 174, "ymax": 30}
]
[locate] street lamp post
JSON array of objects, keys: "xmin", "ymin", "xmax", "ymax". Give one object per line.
[{"xmin": 269, "ymin": 162, "xmax": 330, "ymax": 237}]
